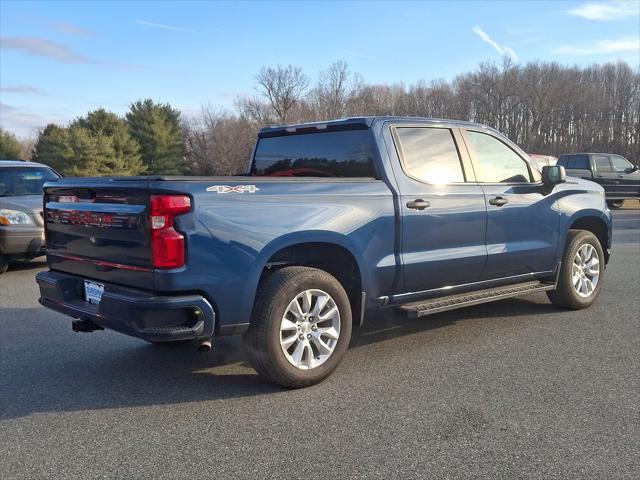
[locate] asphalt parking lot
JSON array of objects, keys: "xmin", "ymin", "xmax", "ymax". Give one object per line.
[{"xmin": 1, "ymin": 209, "xmax": 639, "ymax": 479}]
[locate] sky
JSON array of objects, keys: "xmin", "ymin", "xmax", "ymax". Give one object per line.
[{"xmin": 1, "ymin": 0, "xmax": 639, "ymax": 137}]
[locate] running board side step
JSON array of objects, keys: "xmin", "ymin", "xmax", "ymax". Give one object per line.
[{"xmin": 399, "ymin": 281, "xmax": 555, "ymax": 318}]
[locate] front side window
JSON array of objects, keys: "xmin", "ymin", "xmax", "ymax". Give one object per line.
[
  {"xmin": 611, "ymin": 155, "xmax": 633, "ymax": 172},
  {"xmin": 593, "ymin": 155, "xmax": 612, "ymax": 173},
  {"xmin": 0, "ymin": 167, "xmax": 59, "ymax": 197},
  {"xmin": 251, "ymin": 129, "xmax": 376, "ymax": 177},
  {"xmin": 466, "ymin": 131, "xmax": 531, "ymax": 183},
  {"xmin": 394, "ymin": 127, "xmax": 465, "ymax": 184}
]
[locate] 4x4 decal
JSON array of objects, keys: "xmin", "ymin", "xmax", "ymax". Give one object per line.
[{"xmin": 206, "ymin": 185, "xmax": 260, "ymax": 193}]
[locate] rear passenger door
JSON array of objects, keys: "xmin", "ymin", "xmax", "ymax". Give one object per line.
[
  {"xmin": 389, "ymin": 124, "xmax": 487, "ymax": 293},
  {"xmin": 591, "ymin": 154, "xmax": 618, "ymax": 196},
  {"xmin": 461, "ymin": 128, "xmax": 560, "ymax": 280}
]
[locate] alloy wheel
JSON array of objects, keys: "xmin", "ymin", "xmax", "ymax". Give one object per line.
[
  {"xmin": 280, "ymin": 289, "xmax": 341, "ymax": 370},
  {"xmin": 572, "ymin": 243, "xmax": 600, "ymax": 298}
]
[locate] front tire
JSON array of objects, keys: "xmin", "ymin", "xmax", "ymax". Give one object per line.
[
  {"xmin": 547, "ymin": 230, "xmax": 605, "ymax": 309},
  {"xmin": 244, "ymin": 267, "xmax": 352, "ymax": 388}
]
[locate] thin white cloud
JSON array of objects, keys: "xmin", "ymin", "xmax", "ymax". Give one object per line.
[
  {"xmin": 472, "ymin": 26, "xmax": 518, "ymax": 61},
  {"xmin": 554, "ymin": 36, "xmax": 640, "ymax": 55},
  {"xmin": 50, "ymin": 21, "xmax": 96, "ymax": 37},
  {"xmin": 568, "ymin": 1, "xmax": 640, "ymax": 21},
  {"xmin": 0, "ymin": 85, "xmax": 45, "ymax": 95},
  {"xmin": 136, "ymin": 20, "xmax": 203, "ymax": 35},
  {"xmin": 1, "ymin": 36, "xmax": 93, "ymax": 63},
  {"xmin": 0, "ymin": 36, "xmax": 147, "ymax": 70}
]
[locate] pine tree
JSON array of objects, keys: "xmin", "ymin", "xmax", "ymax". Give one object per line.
[
  {"xmin": 73, "ymin": 109, "xmax": 145, "ymax": 175},
  {"xmin": 32, "ymin": 109, "xmax": 147, "ymax": 177},
  {"xmin": 32, "ymin": 124, "xmax": 72, "ymax": 172},
  {"xmin": 126, "ymin": 99, "xmax": 187, "ymax": 175},
  {"xmin": 0, "ymin": 128, "xmax": 22, "ymax": 159}
]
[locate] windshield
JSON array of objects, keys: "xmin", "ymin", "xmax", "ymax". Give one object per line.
[{"xmin": 0, "ymin": 166, "xmax": 59, "ymax": 197}]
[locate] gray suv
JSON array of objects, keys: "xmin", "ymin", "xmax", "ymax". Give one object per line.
[{"xmin": 0, "ymin": 160, "xmax": 59, "ymax": 273}]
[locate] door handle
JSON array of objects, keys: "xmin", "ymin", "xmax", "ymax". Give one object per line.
[
  {"xmin": 406, "ymin": 199, "xmax": 430, "ymax": 210},
  {"xmin": 488, "ymin": 196, "xmax": 508, "ymax": 207}
]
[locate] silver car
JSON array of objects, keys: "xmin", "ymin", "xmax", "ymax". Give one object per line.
[{"xmin": 0, "ymin": 160, "xmax": 59, "ymax": 273}]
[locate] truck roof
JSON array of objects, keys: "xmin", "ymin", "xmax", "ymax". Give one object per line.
[
  {"xmin": 258, "ymin": 116, "xmax": 490, "ymax": 137},
  {"xmin": 559, "ymin": 153, "xmax": 618, "ymax": 156}
]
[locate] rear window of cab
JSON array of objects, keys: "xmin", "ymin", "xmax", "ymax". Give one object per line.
[
  {"xmin": 251, "ymin": 130, "xmax": 377, "ymax": 178},
  {"xmin": 558, "ymin": 154, "xmax": 589, "ymax": 169}
]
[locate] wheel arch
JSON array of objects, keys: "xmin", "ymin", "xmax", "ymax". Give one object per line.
[
  {"xmin": 249, "ymin": 233, "xmax": 367, "ymax": 327},
  {"xmin": 567, "ymin": 213, "xmax": 611, "ymax": 264}
]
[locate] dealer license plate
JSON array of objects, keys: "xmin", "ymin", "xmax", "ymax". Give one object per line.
[{"xmin": 84, "ymin": 281, "xmax": 104, "ymax": 305}]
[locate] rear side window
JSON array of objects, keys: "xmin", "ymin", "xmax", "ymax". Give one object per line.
[
  {"xmin": 394, "ymin": 127, "xmax": 465, "ymax": 184},
  {"xmin": 466, "ymin": 131, "xmax": 531, "ymax": 183},
  {"xmin": 572, "ymin": 155, "xmax": 590, "ymax": 169},
  {"xmin": 593, "ymin": 155, "xmax": 612, "ymax": 172},
  {"xmin": 559, "ymin": 155, "xmax": 589, "ymax": 169},
  {"xmin": 251, "ymin": 130, "xmax": 376, "ymax": 177}
]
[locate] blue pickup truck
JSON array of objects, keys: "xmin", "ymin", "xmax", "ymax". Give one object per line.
[{"xmin": 36, "ymin": 117, "xmax": 612, "ymax": 387}]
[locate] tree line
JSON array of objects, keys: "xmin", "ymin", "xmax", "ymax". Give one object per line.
[{"xmin": 1, "ymin": 59, "xmax": 638, "ymax": 175}]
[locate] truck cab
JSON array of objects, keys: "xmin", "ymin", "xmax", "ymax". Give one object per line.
[{"xmin": 557, "ymin": 153, "xmax": 640, "ymax": 208}]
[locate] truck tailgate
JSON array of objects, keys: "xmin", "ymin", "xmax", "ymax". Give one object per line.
[{"xmin": 44, "ymin": 179, "xmax": 154, "ymax": 289}]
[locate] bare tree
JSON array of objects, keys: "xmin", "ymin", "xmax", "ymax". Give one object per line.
[
  {"xmin": 234, "ymin": 96, "xmax": 275, "ymax": 126},
  {"xmin": 312, "ymin": 60, "xmax": 352, "ymax": 119},
  {"xmin": 197, "ymin": 60, "xmax": 640, "ymax": 171},
  {"xmin": 255, "ymin": 65, "xmax": 310, "ymax": 124},
  {"xmin": 19, "ymin": 58, "xmax": 636, "ymax": 179},
  {"xmin": 18, "ymin": 135, "xmax": 37, "ymax": 160},
  {"xmin": 184, "ymin": 105, "xmax": 256, "ymax": 175}
]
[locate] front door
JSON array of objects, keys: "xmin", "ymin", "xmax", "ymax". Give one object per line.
[
  {"xmin": 461, "ymin": 128, "xmax": 560, "ymax": 280},
  {"xmin": 388, "ymin": 124, "xmax": 487, "ymax": 293},
  {"xmin": 610, "ymin": 155, "xmax": 640, "ymax": 198}
]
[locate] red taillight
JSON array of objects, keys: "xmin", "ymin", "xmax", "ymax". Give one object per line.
[{"xmin": 150, "ymin": 195, "xmax": 191, "ymax": 269}]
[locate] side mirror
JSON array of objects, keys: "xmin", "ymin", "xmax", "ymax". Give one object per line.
[
  {"xmin": 542, "ymin": 165, "xmax": 566, "ymax": 194},
  {"xmin": 625, "ymin": 165, "xmax": 638, "ymax": 174}
]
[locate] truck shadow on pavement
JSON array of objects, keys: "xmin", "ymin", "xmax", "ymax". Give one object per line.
[
  {"xmin": 4, "ymin": 259, "xmax": 47, "ymax": 273},
  {"xmin": 1, "ymin": 296, "xmax": 559, "ymax": 420}
]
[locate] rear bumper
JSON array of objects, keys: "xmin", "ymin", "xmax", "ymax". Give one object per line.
[{"xmin": 36, "ymin": 270, "xmax": 215, "ymax": 342}]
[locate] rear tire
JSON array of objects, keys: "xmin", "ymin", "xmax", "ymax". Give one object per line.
[
  {"xmin": 0, "ymin": 255, "xmax": 9, "ymax": 274},
  {"xmin": 607, "ymin": 200, "xmax": 624, "ymax": 209},
  {"xmin": 244, "ymin": 266, "xmax": 352, "ymax": 388},
  {"xmin": 547, "ymin": 230, "xmax": 605, "ymax": 309}
]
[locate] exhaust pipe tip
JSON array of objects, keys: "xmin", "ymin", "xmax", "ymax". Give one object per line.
[{"xmin": 198, "ymin": 339, "xmax": 212, "ymax": 353}]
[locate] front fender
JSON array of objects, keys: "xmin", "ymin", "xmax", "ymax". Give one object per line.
[{"xmin": 557, "ymin": 182, "xmax": 612, "ymax": 256}]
